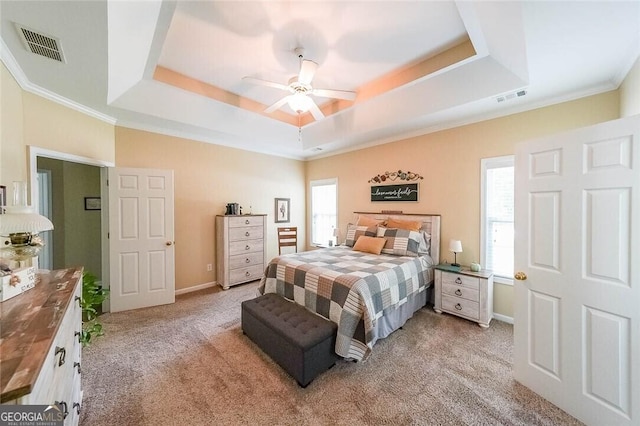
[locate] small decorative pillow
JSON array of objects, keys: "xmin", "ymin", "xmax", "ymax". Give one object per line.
[
  {"xmin": 376, "ymin": 227, "xmax": 423, "ymax": 256},
  {"xmin": 345, "ymin": 224, "xmax": 377, "ymax": 247},
  {"xmin": 352, "ymin": 236, "xmax": 387, "ymax": 255},
  {"xmin": 356, "ymin": 216, "xmax": 384, "ymax": 227},
  {"xmin": 385, "ymin": 218, "xmax": 422, "ymax": 231}
]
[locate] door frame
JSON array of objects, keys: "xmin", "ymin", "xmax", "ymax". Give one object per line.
[{"xmin": 28, "ymin": 146, "xmax": 115, "ymax": 309}]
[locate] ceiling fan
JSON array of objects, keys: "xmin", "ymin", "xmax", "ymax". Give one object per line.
[{"xmin": 243, "ymin": 47, "xmax": 357, "ymax": 121}]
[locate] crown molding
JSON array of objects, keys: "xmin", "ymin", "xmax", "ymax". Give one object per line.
[{"xmin": 1, "ymin": 39, "xmax": 116, "ymax": 125}]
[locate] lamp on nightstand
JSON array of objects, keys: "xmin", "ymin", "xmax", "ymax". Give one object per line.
[
  {"xmin": 333, "ymin": 228, "xmax": 340, "ymax": 246},
  {"xmin": 449, "ymin": 239, "xmax": 462, "ymax": 267}
]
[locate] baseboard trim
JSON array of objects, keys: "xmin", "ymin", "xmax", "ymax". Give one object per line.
[
  {"xmin": 493, "ymin": 313, "xmax": 514, "ymax": 324},
  {"xmin": 175, "ymin": 281, "xmax": 218, "ymax": 295}
]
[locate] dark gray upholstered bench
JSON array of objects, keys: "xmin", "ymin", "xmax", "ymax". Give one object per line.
[{"xmin": 241, "ymin": 293, "xmax": 339, "ymax": 387}]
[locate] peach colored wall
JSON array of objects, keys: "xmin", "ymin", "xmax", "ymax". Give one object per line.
[
  {"xmin": 0, "ymin": 63, "xmax": 115, "ymax": 186},
  {"xmin": 306, "ymin": 91, "xmax": 620, "ymax": 318},
  {"xmin": 114, "ymin": 127, "xmax": 306, "ymax": 291},
  {"xmin": 620, "ymin": 56, "xmax": 640, "ymax": 117}
]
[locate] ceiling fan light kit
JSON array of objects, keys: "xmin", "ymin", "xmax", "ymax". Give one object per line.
[{"xmin": 243, "ymin": 47, "xmax": 356, "ymax": 123}]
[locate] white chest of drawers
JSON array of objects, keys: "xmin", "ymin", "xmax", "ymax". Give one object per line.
[
  {"xmin": 216, "ymin": 215, "xmax": 267, "ymax": 290},
  {"xmin": 1, "ymin": 268, "xmax": 84, "ymax": 425},
  {"xmin": 433, "ymin": 266, "xmax": 494, "ymax": 328}
]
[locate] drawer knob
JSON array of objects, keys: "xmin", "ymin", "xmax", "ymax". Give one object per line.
[
  {"xmin": 455, "ymin": 303, "xmax": 463, "ymax": 311},
  {"xmin": 245, "ymin": 231, "xmax": 250, "ymax": 237},
  {"xmin": 55, "ymin": 346, "xmax": 66, "ymax": 366},
  {"xmin": 245, "ymin": 245, "xmax": 250, "ymax": 250},
  {"xmin": 514, "ymin": 271, "xmax": 527, "ymax": 281},
  {"xmin": 245, "ymin": 258, "xmax": 250, "ymax": 263},
  {"xmin": 455, "ymin": 277, "xmax": 462, "ymax": 284},
  {"xmin": 455, "ymin": 289, "xmax": 462, "ymax": 296},
  {"xmin": 245, "ymin": 219, "xmax": 250, "ymax": 224},
  {"xmin": 245, "ymin": 271, "xmax": 251, "ymax": 277}
]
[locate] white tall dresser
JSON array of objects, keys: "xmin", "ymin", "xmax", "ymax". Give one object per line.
[{"xmin": 216, "ymin": 214, "xmax": 267, "ymax": 290}]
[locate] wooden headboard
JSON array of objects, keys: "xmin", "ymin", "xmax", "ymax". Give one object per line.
[{"xmin": 353, "ymin": 212, "xmax": 441, "ymax": 265}]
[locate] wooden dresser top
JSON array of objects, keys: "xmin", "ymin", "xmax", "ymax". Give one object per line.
[{"xmin": 0, "ymin": 267, "xmax": 83, "ymax": 402}]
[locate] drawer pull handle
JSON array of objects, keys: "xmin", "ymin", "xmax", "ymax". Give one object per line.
[
  {"xmin": 245, "ymin": 231, "xmax": 250, "ymax": 237},
  {"xmin": 74, "ymin": 361, "xmax": 82, "ymax": 375},
  {"xmin": 245, "ymin": 245, "xmax": 250, "ymax": 250},
  {"xmin": 55, "ymin": 401, "xmax": 68, "ymax": 419},
  {"xmin": 454, "ymin": 303, "xmax": 462, "ymax": 311},
  {"xmin": 73, "ymin": 402, "xmax": 81, "ymax": 415},
  {"xmin": 55, "ymin": 346, "xmax": 66, "ymax": 366},
  {"xmin": 245, "ymin": 271, "xmax": 251, "ymax": 277},
  {"xmin": 245, "ymin": 219, "xmax": 250, "ymax": 224},
  {"xmin": 455, "ymin": 289, "xmax": 462, "ymax": 296},
  {"xmin": 75, "ymin": 295, "xmax": 81, "ymax": 306},
  {"xmin": 455, "ymin": 277, "xmax": 462, "ymax": 284},
  {"xmin": 245, "ymin": 258, "xmax": 250, "ymax": 263},
  {"xmin": 75, "ymin": 331, "xmax": 82, "ymax": 343}
]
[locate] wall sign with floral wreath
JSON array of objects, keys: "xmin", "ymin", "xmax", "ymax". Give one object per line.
[{"xmin": 367, "ymin": 170, "xmax": 423, "ymax": 183}]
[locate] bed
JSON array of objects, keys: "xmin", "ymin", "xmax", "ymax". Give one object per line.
[{"xmin": 258, "ymin": 213, "xmax": 441, "ymax": 361}]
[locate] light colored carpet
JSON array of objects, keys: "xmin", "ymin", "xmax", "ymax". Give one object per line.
[{"xmin": 80, "ymin": 281, "xmax": 581, "ymax": 425}]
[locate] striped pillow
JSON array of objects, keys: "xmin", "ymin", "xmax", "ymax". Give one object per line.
[
  {"xmin": 345, "ymin": 224, "xmax": 377, "ymax": 247},
  {"xmin": 376, "ymin": 227, "xmax": 423, "ymax": 257}
]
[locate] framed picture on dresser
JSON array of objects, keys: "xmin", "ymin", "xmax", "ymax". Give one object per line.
[{"xmin": 275, "ymin": 198, "xmax": 290, "ymax": 223}]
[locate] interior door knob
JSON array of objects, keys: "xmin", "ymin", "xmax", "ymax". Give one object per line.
[
  {"xmin": 514, "ymin": 272, "xmax": 527, "ymax": 280},
  {"xmin": 165, "ymin": 241, "xmax": 173, "ymax": 246}
]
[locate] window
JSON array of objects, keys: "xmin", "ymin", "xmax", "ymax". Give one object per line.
[
  {"xmin": 481, "ymin": 156, "xmax": 514, "ymax": 283},
  {"xmin": 310, "ymin": 178, "xmax": 337, "ymax": 246}
]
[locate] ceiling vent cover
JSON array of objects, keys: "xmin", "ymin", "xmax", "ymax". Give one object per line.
[
  {"xmin": 496, "ymin": 89, "xmax": 527, "ymax": 103},
  {"xmin": 15, "ymin": 24, "xmax": 65, "ymax": 63}
]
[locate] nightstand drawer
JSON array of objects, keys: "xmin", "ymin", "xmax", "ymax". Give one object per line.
[
  {"xmin": 442, "ymin": 295, "xmax": 479, "ymax": 320},
  {"xmin": 442, "ymin": 272, "xmax": 479, "ymax": 289},
  {"xmin": 442, "ymin": 283, "xmax": 479, "ymax": 302}
]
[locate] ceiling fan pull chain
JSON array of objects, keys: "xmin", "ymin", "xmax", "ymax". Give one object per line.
[{"xmin": 298, "ymin": 113, "xmax": 302, "ymax": 143}]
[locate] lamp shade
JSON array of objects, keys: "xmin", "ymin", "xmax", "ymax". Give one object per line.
[
  {"xmin": 333, "ymin": 228, "xmax": 340, "ymax": 237},
  {"xmin": 0, "ymin": 211, "xmax": 54, "ymax": 235},
  {"xmin": 449, "ymin": 239, "xmax": 463, "ymax": 253}
]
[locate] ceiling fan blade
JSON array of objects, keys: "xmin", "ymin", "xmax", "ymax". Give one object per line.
[
  {"xmin": 264, "ymin": 96, "xmax": 290, "ymax": 114},
  {"xmin": 298, "ymin": 59, "xmax": 318, "ymax": 85},
  {"xmin": 312, "ymin": 88, "xmax": 357, "ymax": 101},
  {"xmin": 243, "ymin": 76, "xmax": 289, "ymax": 91},
  {"xmin": 308, "ymin": 99, "xmax": 325, "ymax": 121}
]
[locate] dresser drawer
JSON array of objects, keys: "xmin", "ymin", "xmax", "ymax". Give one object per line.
[
  {"xmin": 229, "ymin": 239, "xmax": 264, "ymax": 256},
  {"xmin": 442, "ymin": 272, "xmax": 479, "ymax": 289},
  {"xmin": 442, "ymin": 283, "xmax": 479, "ymax": 302},
  {"xmin": 229, "ymin": 264, "xmax": 264, "ymax": 284},
  {"xmin": 442, "ymin": 295, "xmax": 479, "ymax": 321},
  {"xmin": 229, "ymin": 252, "xmax": 264, "ymax": 270},
  {"xmin": 229, "ymin": 216, "xmax": 263, "ymax": 228},
  {"xmin": 229, "ymin": 226, "xmax": 264, "ymax": 242}
]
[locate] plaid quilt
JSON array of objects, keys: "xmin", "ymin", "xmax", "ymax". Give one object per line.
[{"xmin": 258, "ymin": 247, "xmax": 433, "ymax": 361}]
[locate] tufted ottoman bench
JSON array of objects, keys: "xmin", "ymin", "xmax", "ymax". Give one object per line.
[{"xmin": 241, "ymin": 293, "xmax": 339, "ymax": 387}]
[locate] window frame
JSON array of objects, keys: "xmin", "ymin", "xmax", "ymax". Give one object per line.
[
  {"xmin": 309, "ymin": 178, "xmax": 338, "ymax": 247},
  {"xmin": 480, "ymin": 155, "xmax": 515, "ymax": 286}
]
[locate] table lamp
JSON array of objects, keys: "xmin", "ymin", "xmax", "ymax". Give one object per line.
[{"xmin": 449, "ymin": 239, "xmax": 462, "ymax": 267}]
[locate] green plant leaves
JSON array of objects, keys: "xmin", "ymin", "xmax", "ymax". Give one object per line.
[{"xmin": 81, "ymin": 271, "xmax": 109, "ymax": 347}]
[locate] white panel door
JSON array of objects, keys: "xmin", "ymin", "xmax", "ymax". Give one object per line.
[
  {"xmin": 108, "ymin": 167, "xmax": 175, "ymax": 312},
  {"xmin": 514, "ymin": 115, "xmax": 639, "ymax": 425}
]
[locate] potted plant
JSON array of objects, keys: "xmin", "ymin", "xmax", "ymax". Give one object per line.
[{"xmin": 80, "ymin": 271, "xmax": 109, "ymax": 347}]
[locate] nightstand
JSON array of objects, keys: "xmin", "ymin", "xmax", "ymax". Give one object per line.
[{"xmin": 433, "ymin": 265, "xmax": 494, "ymax": 328}]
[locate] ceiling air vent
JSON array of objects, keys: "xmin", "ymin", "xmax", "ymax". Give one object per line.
[
  {"xmin": 496, "ymin": 89, "xmax": 527, "ymax": 103},
  {"xmin": 15, "ymin": 24, "xmax": 66, "ymax": 63}
]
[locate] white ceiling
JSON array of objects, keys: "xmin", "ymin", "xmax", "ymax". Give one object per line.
[{"xmin": 1, "ymin": 1, "xmax": 639, "ymax": 160}]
